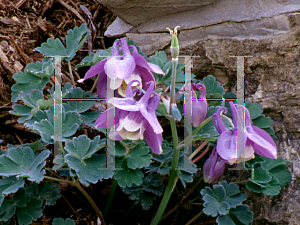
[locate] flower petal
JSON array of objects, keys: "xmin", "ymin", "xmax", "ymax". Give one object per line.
[
  {"xmin": 110, "ymin": 98, "xmax": 139, "ymax": 111},
  {"xmin": 104, "ymin": 55, "xmax": 136, "ymax": 80},
  {"xmin": 212, "ymin": 107, "xmax": 228, "ymax": 134},
  {"xmin": 192, "ymin": 93, "xmax": 208, "ymax": 128},
  {"xmin": 123, "ymin": 112, "xmax": 144, "ymax": 132},
  {"xmin": 203, "ymin": 148, "xmax": 226, "ymax": 183},
  {"xmin": 216, "ymin": 129, "xmax": 246, "ymax": 163},
  {"xmin": 246, "ymin": 125, "xmax": 277, "ymax": 159},
  {"xmin": 139, "ymin": 104, "xmax": 163, "ymax": 134},
  {"xmin": 96, "ymin": 75, "xmax": 107, "ymax": 99},
  {"xmin": 144, "ymin": 124, "xmax": 163, "ymax": 154},
  {"xmin": 79, "ymin": 59, "xmax": 107, "ymax": 82},
  {"xmin": 129, "ymin": 45, "xmax": 164, "ymax": 75},
  {"xmin": 95, "ymin": 107, "xmax": 120, "ymax": 128}
]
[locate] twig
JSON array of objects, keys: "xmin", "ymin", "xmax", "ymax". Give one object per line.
[
  {"xmin": 57, "ymin": 0, "xmax": 86, "ymax": 24},
  {"xmin": 16, "ymin": 0, "xmax": 29, "ymax": 8},
  {"xmin": 61, "ymin": 193, "xmax": 78, "ymax": 215},
  {"xmin": 14, "ymin": 133, "xmax": 23, "ymax": 144},
  {"xmin": 9, "ymin": 35, "xmax": 32, "ymax": 65}
]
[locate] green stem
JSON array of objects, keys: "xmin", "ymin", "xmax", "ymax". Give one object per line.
[
  {"xmin": 185, "ymin": 210, "xmax": 204, "ymax": 225},
  {"xmin": 103, "ymin": 178, "xmax": 118, "ymax": 216},
  {"xmin": 73, "ymin": 181, "xmax": 106, "ymax": 225},
  {"xmin": 169, "ymin": 61, "xmax": 178, "ymax": 113},
  {"xmin": 44, "ymin": 175, "xmax": 106, "ymax": 224},
  {"xmin": 49, "ymin": 80, "xmax": 54, "ymax": 86},
  {"xmin": 44, "ymin": 176, "xmax": 74, "ymax": 185},
  {"xmin": 121, "ymin": 202, "xmax": 135, "ymax": 220},
  {"xmin": 151, "ymin": 60, "xmax": 179, "ymax": 225},
  {"xmin": 188, "ymin": 141, "xmax": 208, "ymax": 160},
  {"xmin": 235, "ymin": 180, "xmax": 249, "ymax": 185},
  {"xmin": 67, "ymin": 61, "xmax": 75, "ymax": 86},
  {"xmin": 58, "ymin": 141, "xmax": 65, "ymax": 154},
  {"xmin": 235, "ymin": 170, "xmax": 246, "ymax": 182},
  {"xmin": 91, "ymin": 74, "xmax": 100, "ymax": 92},
  {"xmin": 177, "ymin": 116, "xmax": 213, "ymax": 151},
  {"xmin": 45, "ymin": 168, "xmax": 66, "ymax": 180}
]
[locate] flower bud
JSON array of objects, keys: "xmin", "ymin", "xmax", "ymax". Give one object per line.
[
  {"xmin": 171, "ymin": 103, "xmax": 182, "ymax": 122},
  {"xmin": 166, "ymin": 26, "xmax": 180, "ymax": 60},
  {"xmin": 203, "ymin": 147, "xmax": 226, "ymax": 183}
]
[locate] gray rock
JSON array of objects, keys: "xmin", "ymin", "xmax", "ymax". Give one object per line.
[
  {"xmin": 126, "ymin": 33, "xmax": 171, "ymax": 56},
  {"xmin": 98, "ymin": 0, "xmax": 300, "ymax": 224},
  {"xmin": 104, "ymin": 17, "xmax": 136, "ymax": 37}
]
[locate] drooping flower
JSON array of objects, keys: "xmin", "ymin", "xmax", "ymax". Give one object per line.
[
  {"xmin": 212, "ymin": 103, "xmax": 277, "ymax": 165},
  {"xmin": 77, "ymin": 38, "xmax": 164, "ymax": 98},
  {"xmin": 203, "ymin": 147, "xmax": 226, "ymax": 183},
  {"xmin": 191, "ymin": 83, "xmax": 208, "ymax": 128},
  {"xmin": 95, "ymin": 80, "xmax": 163, "ymax": 154}
]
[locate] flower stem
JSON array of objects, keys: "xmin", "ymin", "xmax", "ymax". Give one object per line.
[
  {"xmin": 67, "ymin": 61, "xmax": 75, "ymax": 86},
  {"xmin": 73, "ymin": 181, "xmax": 106, "ymax": 225},
  {"xmin": 58, "ymin": 141, "xmax": 65, "ymax": 154},
  {"xmin": 44, "ymin": 175, "xmax": 106, "ymax": 224},
  {"xmin": 103, "ymin": 177, "xmax": 118, "ymax": 216},
  {"xmin": 192, "ymin": 145, "xmax": 210, "ymax": 164},
  {"xmin": 151, "ymin": 60, "xmax": 179, "ymax": 225},
  {"xmin": 185, "ymin": 210, "xmax": 203, "ymax": 225},
  {"xmin": 235, "ymin": 169, "xmax": 246, "ymax": 182},
  {"xmin": 177, "ymin": 116, "xmax": 213, "ymax": 151},
  {"xmin": 44, "ymin": 176, "xmax": 73, "ymax": 184},
  {"xmin": 188, "ymin": 141, "xmax": 209, "ymax": 160},
  {"xmin": 91, "ymin": 74, "xmax": 100, "ymax": 92},
  {"xmin": 235, "ymin": 179, "xmax": 249, "ymax": 185},
  {"xmin": 169, "ymin": 61, "xmax": 178, "ymax": 113}
]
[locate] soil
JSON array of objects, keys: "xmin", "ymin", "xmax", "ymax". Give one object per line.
[{"xmin": 0, "ymin": 0, "xmax": 219, "ymax": 224}]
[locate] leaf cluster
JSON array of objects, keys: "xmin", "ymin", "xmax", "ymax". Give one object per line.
[
  {"xmin": 201, "ymin": 181, "xmax": 253, "ymax": 225},
  {"xmin": 245, "ymin": 155, "xmax": 292, "ymax": 195}
]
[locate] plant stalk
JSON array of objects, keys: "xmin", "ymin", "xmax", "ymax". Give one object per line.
[
  {"xmin": 91, "ymin": 73, "xmax": 100, "ymax": 92},
  {"xmin": 103, "ymin": 177, "xmax": 118, "ymax": 216},
  {"xmin": 151, "ymin": 59, "xmax": 180, "ymax": 225},
  {"xmin": 73, "ymin": 181, "xmax": 106, "ymax": 225},
  {"xmin": 67, "ymin": 61, "xmax": 75, "ymax": 86}
]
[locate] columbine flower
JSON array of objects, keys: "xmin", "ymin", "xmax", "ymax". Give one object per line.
[
  {"xmin": 191, "ymin": 83, "xmax": 208, "ymax": 128},
  {"xmin": 212, "ymin": 103, "xmax": 277, "ymax": 165},
  {"xmin": 95, "ymin": 80, "xmax": 163, "ymax": 154},
  {"xmin": 203, "ymin": 147, "xmax": 226, "ymax": 183},
  {"xmin": 77, "ymin": 38, "xmax": 164, "ymax": 98}
]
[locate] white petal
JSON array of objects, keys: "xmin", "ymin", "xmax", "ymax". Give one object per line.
[
  {"xmin": 124, "ymin": 73, "xmax": 142, "ymax": 87},
  {"xmin": 110, "ymin": 77, "xmax": 123, "ymax": 90},
  {"xmin": 123, "ymin": 116, "xmax": 143, "ymax": 132}
]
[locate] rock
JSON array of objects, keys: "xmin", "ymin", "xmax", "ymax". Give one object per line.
[
  {"xmin": 126, "ymin": 33, "xmax": 171, "ymax": 56},
  {"xmin": 104, "ymin": 17, "xmax": 136, "ymax": 37},
  {"xmin": 98, "ymin": 0, "xmax": 300, "ymax": 224}
]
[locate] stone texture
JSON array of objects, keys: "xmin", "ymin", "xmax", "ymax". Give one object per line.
[
  {"xmin": 98, "ymin": 0, "xmax": 300, "ymax": 224},
  {"xmin": 104, "ymin": 17, "xmax": 136, "ymax": 37},
  {"xmin": 126, "ymin": 33, "xmax": 171, "ymax": 56}
]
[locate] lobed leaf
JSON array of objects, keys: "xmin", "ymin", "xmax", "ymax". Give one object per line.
[
  {"xmin": 201, "ymin": 181, "xmax": 247, "ymax": 217},
  {"xmin": 216, "ymin": 205, "xmax": 253, "ymax": 225},
  {"xmin": 122, "ymin": 173, "xmax": 164, "ymax": 210},
  {"xmin": 64, "ymin": 135, "xmax": 113, "ymax": 186},
  {"xmin": 0, "ymin": 147, "xmax": 50, "ymax": 183}
]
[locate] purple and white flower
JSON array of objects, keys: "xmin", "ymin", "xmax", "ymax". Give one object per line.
[
  {"xmin": 95, "ymin": 80, "xmax": 163, "ymax": 154},
  {"xmin": 77, "ymin": 38, "xmax": 164, "ymax": 98},
  {"xmin": 203, "ymin": 147, "xmax": 226, "ymax": 183},
  {"xmin": 212, "ymin": 102, "xmax": 277, "ymax": 165},
  {"xmin": 191, "ymin": 83, "xmax": 208, "ymax": 128}
]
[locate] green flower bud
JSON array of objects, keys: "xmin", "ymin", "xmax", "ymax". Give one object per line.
[{"xmin": 166, "ymin": 26, "xmax": 180, "ymax": 61}]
